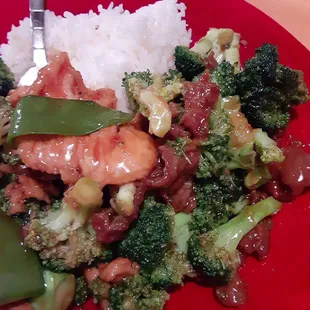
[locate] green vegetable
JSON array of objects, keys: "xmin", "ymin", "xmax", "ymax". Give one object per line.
[
  {"xmin": 88, "ymin": 277, "xmax": 110, "ymax": 304},
  {"xmin": 122, "ymin": 70, "xmax": 175, "ymax": 138},
  {"xmin": 208, "ymin": 44, "xmax": 309, "ymax": 133},
  {"xmin": 196, "ymin": 134, "xmax": 256, "ymax": 180},
  {"xmin": 149, "ymin": 250, "xmax": 192, "ymax": 289},
  {"xmin": 0, "ymin": 58, "xmax": 14, "ymax": 97},
  {"xmin": 7, "ymin": 96, "xmax": 133, "ymax": 144},
  {"xmin": 24, "ymin": 179, "xmax": 105, "ymax": 272},
  {"xmin": 210, "ymin": 61, "xmax": 237, "ymax": 97},
  {"xmin": 174, "ymin": 45, "xmax": 205, "ymax": 81},
  {"xmin": 30, "ymin": 270, "xmax": 75, "ymax": 310},
  {"xmin": 253, "ymin": 129, "xmax": 285, "ymax": 163},
  {"xmin": 156, "ymin": 69, "xmax": 184, "ymax": 102},
  {"xmin": 109, "ymin": 274, "xmax": 169, "ymax": 310},
  {"xmin": 73, "ymin": 276, "xmax": 89, "ymax": 307},
  {"xmin": 0, "ymin": 209, "xmax": 45, "ymax": 306},
  {"xmin": 188, "ymin": 197, "xmax": 282, "ymax": 284},
  {"xmin": 244, "ymin": 165, "xmax": 272, "ymax": 189},
  {"xmin": 173, "ymin": 212, "xmax": 192, "ymax": 253},
  {"xmin": 237, "ymin": 44, "xmax": 309, "ymax": 133},
  {"xmin": 0, "ymin": 96, "xmax": 13, "ymax": 146},
  {"xmin": 118, "ymin": 196, "xmax": 174, "ymax": 272},
  {"xmin": 191, "ymin": 173, "xmax": 247, "ymax": 235},
  {"xmin": 196, "ymin": 134, "xmax": 231, "ymax": 179},
  {"xmin": 122, "ymin": 70, "xmax": 153, "ymax": 111}
]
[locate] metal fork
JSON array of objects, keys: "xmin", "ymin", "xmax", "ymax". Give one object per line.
[{"xmin": 19, "ymin": 0, "xmax": 47, "ymax": 86}]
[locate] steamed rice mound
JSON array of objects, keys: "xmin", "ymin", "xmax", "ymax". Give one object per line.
[{"xmin": 0, "ymin": 0, "xmax": 192, "ymax": 111}]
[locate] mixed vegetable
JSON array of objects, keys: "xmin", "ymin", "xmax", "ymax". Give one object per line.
[{"xmin": 0, "ymin": 27, "xmax": 309, "ymax": 310}]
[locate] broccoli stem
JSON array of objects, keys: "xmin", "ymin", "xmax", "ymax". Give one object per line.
[{"xmin": 215, "ymin": 197, "xmax": 282, "ymax": 252}]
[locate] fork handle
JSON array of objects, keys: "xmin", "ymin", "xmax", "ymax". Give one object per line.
[{"xmin": 30, "ymin": 0, "xmax": 47, "ymax": 66}]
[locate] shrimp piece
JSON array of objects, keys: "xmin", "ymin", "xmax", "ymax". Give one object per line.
[
  {"xmin": 98, "ymin": 258, "xmax": 139, "ymax": 284},
  {"xmin": 15, "ymin": 125, "xmax": 158, "ymax": 187},
  {"xmin": 7, "ymin": 52, "xmax": 116, "ymax": 109}
]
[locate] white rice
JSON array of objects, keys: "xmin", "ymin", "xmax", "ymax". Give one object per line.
[{"xmin": 0, "ymin": 0, "xmax": 191, "ymax": 111}]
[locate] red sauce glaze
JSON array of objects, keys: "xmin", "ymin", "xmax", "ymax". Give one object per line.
[
  {"xmin": 238, "ymin": 218, "xmax": 273, "ymax": 261},
  {"xmin": 180, "ymin": 71, "xmax": 219, "ymax": 139},
  {"xmin": 214, "ymin": 273, "xmax": 247, "ymax": 308},
  {"xmin": 264, "ymin": 141, "xmax": 310, "ymax": 200},
  {"xmin": 204, "ymin": 52, "xmax": 218, "ymax": 70},
  {"xmin": 279, "ymin": 142, "xmax": 310, "ymax": 195},
  {"xmin": 166, "ymin": 124, "xmax": 191, "ymax": 140},
  {"xmin": 91, "ymin": 181, "xmax": 147, "ymax": 243},
  {"xmin": 248, "ymin": 190, "xmax": 269, "ymax": 205}
]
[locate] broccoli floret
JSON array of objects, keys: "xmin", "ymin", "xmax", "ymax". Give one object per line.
[
  {"xmin": 119, "ymin": 196, "xmax": 174, "ymax": 272},
  {"xmin": 109, "ymin": 274, "xmax": 169, "ymax": 310},
  {"xmin": 25, "ymin": 178, "xmax": 105, "ymax": 272},
  {"xmin": 73, "ymin": 276, "xmax": 89, "ymax": 307},
  {"xmin": 155, "ymin": 69, "xmax": 183, "ymax": 102},
  {"xmin": 210, "ymin": 62, "xmax": 237, "ymax": 97},
  {"xmin": 241, "ymin": 88, "xmax": 290, "ymax": 133},
  {"xmin": 206, "ymin": 99, "xmax": 257, "ymax": 174},
  {"xmin": 123, "ymin": 69, "xmax": 183, "ymax": 105},
  {"xmin": 122, "ymin": 70, "xmax": 153, "ymax": 111},
  {"xmin": 25, "ymin": 177, "xmax": 102, "ymax": 249},
  {"xmin": 196, "ymin": 134, "xmax": 231, "ymax": 179},
  {"xmin": 188, "ymin": 197, "xmax": 282, "ymax": 284},
  {"xmin": 149, "ymin": 250, "xmax": 192, "ymax": 290},
  {"xmin": 197, "ymin": 135, "xmax": 256, "ymax": 179},
  {"xmin": 209, "ymin": 102, "xmax": 233, "ymax": 136},
  {"xmin": 191, "ymin": 173, "xmax": 247, "ymax": 235},
  {"xmin": 174, "ymin": 46, "xmax": 205, "ymax": 81},
  {"xmin": 253, "ymin": 129, "xmax": 285, "ymax": 163},
  {"xmin": 236, "ymin": 44, "xmax": 309, "ymax": 133},
  {"xmin": 208, "ymin": 44, "xmax": 309, "ymax": 133},
  {"xmin": 88, "ymin": 277, "xmax": 110, "ymax": 304},
  {"xmin": 122, "ymin": 70, "xmax": 173, "ymax": 138},
  {"xmin": 0, "ymin": 97, "xmax": 13, "ymax": 146},
  {"xmin": 38, "ymin": 227, "xmax": 106, "ymax": 273},
  {"xmin": 191, "ymin": 180, "xmax": 230, "ymax": 235},
  {"xmin": 227, "ymin": 143, "xmax": 256, "ymax": 170},
  {"xmin": 30, "ymin": 270, "xmax": 75, "ymax": 310},
  {"xmin": 0, "ymin": 58, "xmax": 14, "ymax": 97}
]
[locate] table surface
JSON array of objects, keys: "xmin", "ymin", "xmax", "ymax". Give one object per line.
[{"xmin": 247, "ymin": 0, "xmax": 310, "ymax": 50}]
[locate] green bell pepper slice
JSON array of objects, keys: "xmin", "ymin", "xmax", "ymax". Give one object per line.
[
  {"xmin": 7, "ymin": 96, "xmax": 134, "ymax": 144},
  {"xmin": 0, "ymin": 210, "xmax": 45, "ymax": 306}
]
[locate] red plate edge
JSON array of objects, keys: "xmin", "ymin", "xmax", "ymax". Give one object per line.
[{"xmin": 1, "ymin": 1, "xmax": 310, "ymax": 310}]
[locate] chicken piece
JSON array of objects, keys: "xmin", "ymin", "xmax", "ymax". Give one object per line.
[
  {"xmin": 7, "ymin": 52, "xmax": 116, "ymax": 109},
  {"xmin": 14, "ymin": 125, "xmax": 158, "ymax": 187}
]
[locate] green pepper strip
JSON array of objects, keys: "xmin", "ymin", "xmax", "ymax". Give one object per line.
[
  {"xmin": 0, "ymin": 210, "xmax": 45, "ymax": 306},
  {"xmin": 7, "ymin": 96, "xmax": 134, "ymax": 145}
]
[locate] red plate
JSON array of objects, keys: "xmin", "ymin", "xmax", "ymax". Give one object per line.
[{"xmin": 1, "ymin": 1, "xmax": 310, "ymax": 310}]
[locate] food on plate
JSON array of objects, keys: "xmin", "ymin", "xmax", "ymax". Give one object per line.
[{"xmin": 0, "ymin": 0, "xmax": 309, "ymax": 309}]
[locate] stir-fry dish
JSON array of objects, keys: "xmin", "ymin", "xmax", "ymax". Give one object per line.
[{"xmin": 0, "ymin": 1, "xmax": 309, "ymax": 309}]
